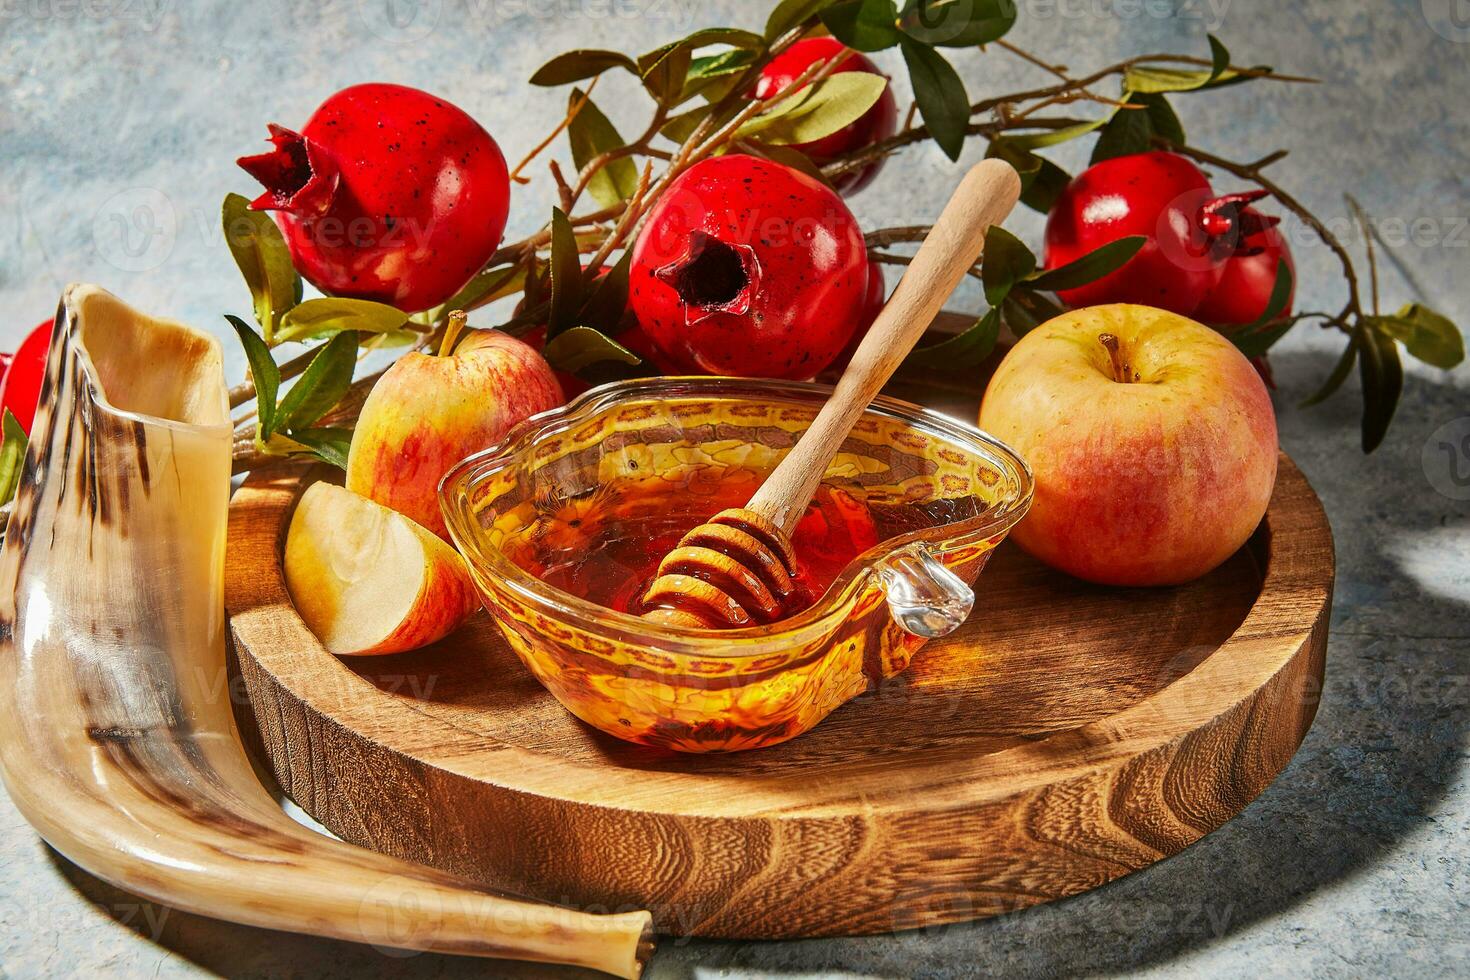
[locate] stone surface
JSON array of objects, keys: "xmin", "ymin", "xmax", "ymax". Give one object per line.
[{"xmin": 1, "ymin": 0, "xmax": 1468, "ymax": 977}]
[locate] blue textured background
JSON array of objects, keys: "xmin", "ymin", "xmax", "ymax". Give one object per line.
[{"xmin": 2, "ymin": 0, "xmax": 1468, "ymax": 976}]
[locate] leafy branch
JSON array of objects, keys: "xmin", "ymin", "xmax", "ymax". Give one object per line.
[{"xmin": 218, "ymin": 0, "xmax": 1462, "ymax": 470}]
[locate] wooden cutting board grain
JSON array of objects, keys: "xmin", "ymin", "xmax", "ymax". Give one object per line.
[{"xmin": 225, "ymin": 375, "xmax": 1332, "ymax": 939}]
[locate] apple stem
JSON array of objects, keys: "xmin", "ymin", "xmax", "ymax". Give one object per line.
[
  {"xmin": 1098, "ymin": 333, "xmax": 1136, "ymax": 383},
  {"xmin": 439, "ymin": 310, "xmax": 468, "ymax": 357}
]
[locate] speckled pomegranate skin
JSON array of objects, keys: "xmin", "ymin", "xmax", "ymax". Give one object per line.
[
  {"xmin": 239, "ymin": 83, "xmax": 509, "ymax": 313},
  {"xmin": 628, "ymin": 155, "xmax": 869, "ymax": 380},
  {"xmin": 1043, "ymin": 151, "xmax": 1223, "ymax": 316}
]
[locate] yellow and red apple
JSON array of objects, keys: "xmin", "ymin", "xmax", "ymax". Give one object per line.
[
  {"xmin": 285, "ymin": 482, "xmax": 479, "ymax": 656},
  {"xmin": 346, "ymin": 326, "xmax": 562, "ymax": 539},
  {"xmin": 979, "ymin": 304, "xmax": 1277, "ymax": 586}
]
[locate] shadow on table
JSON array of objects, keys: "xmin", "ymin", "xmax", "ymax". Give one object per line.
[{"xmin": 43, "ymin": 346, "xmax": 1469, "ymax": 979}]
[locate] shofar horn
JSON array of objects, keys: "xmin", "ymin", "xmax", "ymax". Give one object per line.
[{"xmin": 0, "ymin": 285, "xmax": 652, "ymax": 978}]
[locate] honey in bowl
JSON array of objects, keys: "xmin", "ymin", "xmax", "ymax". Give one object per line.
[
  {"xmin": 440, "ymin": 378, "xmax": 1033, "ymax": 753},
  {"xmin": 518, "ymin": 477, "xmax": 989, "ymax": 623}
]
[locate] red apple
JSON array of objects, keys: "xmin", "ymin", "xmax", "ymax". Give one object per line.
[
  {"xmin": 346, "ymin": 326, "xmax": 562, "ymax": 539},
  {"xmin": 285, "ymin": 482, "xmax": 479, "ymax": 656},
  {"xmin": 978, "ymin": 304, "xmax": 1277, "ymax": 586}
]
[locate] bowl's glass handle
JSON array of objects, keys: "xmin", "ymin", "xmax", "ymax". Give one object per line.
[{"xmin": 877, "ymin": 544, "xmax": 975, "ymax": 638}]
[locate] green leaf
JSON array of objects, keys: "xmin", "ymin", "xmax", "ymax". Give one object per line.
[
  {"xmin": 681, "ymin": 49, "xmax": 758, "ymax": 102},
  {"xmin": 669, "ymin": 27, "xmax": 765, "ymax": 50},
  {"xmin": 542, "ymin": 326, "xmax": 642, "ymax": 374},
  {"xmin": 661, "ymin": 103, "xmax": 715, "ymax": 143},
  {"xmin": 753, "ymin": 144, "xmax": 835, "ymax": 187},
  {"xmin": 226, "ymin": 314, "xmax": 281, "ymax": 438},
  {"xmin": 689, "ymin": 48, "xmax": 757, "ymax": 80},
  {"xmin": 1225, "ymin": 258, "xmax": 1293, "ymax": 358},
  {"xmin": 1123, "ymin": 36, "xmax": 1258, "ymax": 95},
  {"xmin": 899, "ymin": 36, "xmax": 969, "ymax": 160},
  {"xmin": 222, "ymin": 193, "xmax": 301, "ymax": 343},
  {"xmin": 547, "ymin": 208, "xmax": 585, "ymax": 337},
  {"xmin": 738, "ymin": 72, "xmax": 890, "ymax": 145},
  {"xmin": 275, "ymin": 297, "xmax": 410, "ymax": 345},
  {"xmin": 0, "ymin": 410, "xmax": 27, "ymax": 508},
  {"xmin": 979, "ymin": 226, "xmax": 1035, "ymax": 307},
  {"xmin": 997, "ymin": 117, "xmax": 1107, "ymax": 152},
  {"xmin": 275, "ymin": 330, "xmax": 358, "ymax": 433},
  {"xmin": 567, "ymin": 90, "xmax": 639, "ymax": 210},
  {"xmin": 1372, "ymin": 302, "xmax": 1465, "ymax": 369},
  {"xmin": 1358, "ymin": 324, "xmax": 1403, "ymax": 453},
  {"xmin": 1090, "ymin": 100, "xmax": 1153, "ymax": 163},
  {"xmin": 1025, "ymin": 236, "xmax": 1146, "ymax": 293},
  {"xmin": 638, "ymin": 30, "xmax": 760, "ymax": 104},
  {"xmin": 362, "ymin": 329, "xmax": 424, "ymax": 350},
  {"xmin": 578, "ymin": 249, "xmax": 634, "ymax": 333},
  {"xmin": 898, "ymin": 0, "xmax": 1017, "ymax": 47},
  {"xmin": 1138, "ymin": 92, "xmax": 1185, "ymax": 144},
  {"xmin": 436, "ymin": 264, "xmax": 527, "ymax": 317},
  {"xmin": 987, "ymin": 140, "xmax": 1071, "ymax": 213},
  {"xmin": 1207, "ymin": 34, "xmax": 1231, "ymax": 80},
  {"xmin": 640, "ymin": 43, "xmax": 694, "ymax": 103},
  {"xmin": 287, "ymin": 427, "xmax": 353, "ymax": 470},
  {"xmin": 1232, "ymin": 258, "xmax": 1294, "ymax": 336},
  {"xmin": 530, "ymin": 49, "xmax": 637, "ymax": 86},
  {"xmin": 1229, "ymin": 319, "xmax": 1293, "ymax": 358},
  {"xmin": 766, "ymin": 0, "xmax": 840, "ymax": 40},
  {"xmin": 906, "ymin": 307, "xmax": 1001, "ymax": 370},
  {"xmin": 1002, "ymin": 289, "xmax": 1063, "ymax": 336},
  {"xmin": 821, "ymin": 0, "xmax": 901, "ymax": 51},
  {"xmin": 1300, "ymin": 334, "xmax": 1358, "ymax": 408}
]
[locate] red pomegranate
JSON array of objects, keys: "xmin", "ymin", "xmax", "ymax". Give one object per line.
[
  {"xmin": 0, "ymin": 321, "xmax": 50, "ymax": 434},
  {"xmin": 754, "ymin": 37, "xmax": 898, "ymax": 195},
  {"xmin": 239, "ymin": 83, "xmax": 510, "ymax": 314},
  {"xmin": 1043, "ymin": 151, "xmax": 1269, "ymax": 317},
  {"xmin": 629, "ymin": 155, "xmax": 870, "ymax": 380},
  {"xmin": 1194, "ymin": 211, "xmax": 1296, "ymax": 326}
]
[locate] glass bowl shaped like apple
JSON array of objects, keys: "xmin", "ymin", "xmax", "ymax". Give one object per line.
[
  {"xmin": 238, "ymin": 83, "xmax": 511, "ymax": 314},
  {"xmin": 629, "ymin": 155, "xmax": 873, "ymax": 381}
]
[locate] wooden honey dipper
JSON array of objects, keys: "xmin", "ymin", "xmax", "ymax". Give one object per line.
[{"xmin": 641, "ymin": 159, "xmax": 1022, "ymax": 629}]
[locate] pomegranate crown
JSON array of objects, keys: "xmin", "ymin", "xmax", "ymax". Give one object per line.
[{"xmin": 237, "ymin": 124, "xmax": 339, "ymax": 218}]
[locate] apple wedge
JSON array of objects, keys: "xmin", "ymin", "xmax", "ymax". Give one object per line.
[{"xmin": 285, "ymin": 482, "xmax": 479, "ymax": 656}]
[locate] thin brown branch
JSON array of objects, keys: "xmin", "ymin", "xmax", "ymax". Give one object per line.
[
  {"xmin": 509, "ymin": 79, "xmax": 596, "ymax": 184},
  {"xmin": 865, "ymin": 225, "xmax": 933, "ymax": 248},
  {"xmin": 824, "ymin": 52, "xmax": 1312, "ymax": 182},
  {"xmin": 584, "ymin": 161, "xmax": 654, "ymax": 274},
  {"xmin": 549, "ymin": 159, "xmax": 575, "ymax": 212}
]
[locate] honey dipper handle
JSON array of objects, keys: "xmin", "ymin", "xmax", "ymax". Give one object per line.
[{"xmin": 746, "ymin": 159, "xmax": 1022, "ymax": 533}]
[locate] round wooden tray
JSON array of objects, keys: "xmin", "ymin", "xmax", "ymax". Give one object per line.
[{"xmin": 225, "ymin": 443, "xmax": 1332, "ymax": 940}]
